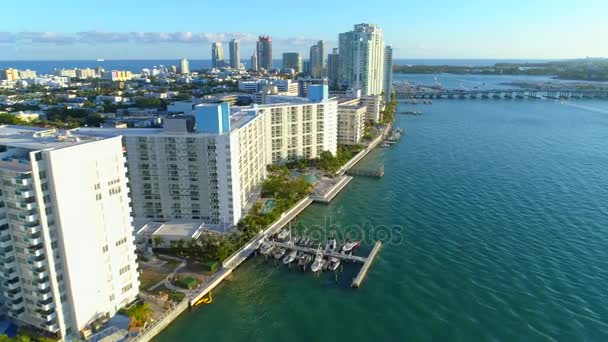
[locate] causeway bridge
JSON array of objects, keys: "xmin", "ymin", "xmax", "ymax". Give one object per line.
[{"xmin": 395, "ymin": 89, "xmax": 608, "ymax": 100}]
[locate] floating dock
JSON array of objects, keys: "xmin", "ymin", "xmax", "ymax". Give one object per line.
[{"xmin": 351, "ymin": 241, "xmax": 382, "ymax": 288}]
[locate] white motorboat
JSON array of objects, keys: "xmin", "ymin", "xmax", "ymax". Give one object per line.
[
  {"xmin": 283, "ymin": 250, "xmax": 298, "ymax": 264},
  {"xmin": 273, "ymin": 248, "xmax": 286, "ymax": 259},
  {"xmin": 327, "ymin": 257, "xmax": 341, "ymax": 271},
  {"xmin": 276, "ymin": 230, "xmax": 290, "ymax": 241},
  {"xmin": 310, "ymin": 249, "xmax": 325, "ymax": 273},
  {"xmin": 341, "ymin": 241, "xmax": 360, "ymax": 253}
]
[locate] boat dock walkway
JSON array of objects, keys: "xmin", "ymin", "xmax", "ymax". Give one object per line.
[
  {"xmin": 351, "ymin": 241, "xmax": 382, "ymax": 288},
  {"xmin": 270, "ymin": 241, "xmax": 368, "ymax": 263}
]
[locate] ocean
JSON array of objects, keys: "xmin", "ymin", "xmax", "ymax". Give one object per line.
[{"xmin": 155, "ymin": 73, "xmax": 608, "ymax": 341}]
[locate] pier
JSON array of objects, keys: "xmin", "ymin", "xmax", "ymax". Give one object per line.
[
  {"xmin": 347, "ymin": 165, "xmax": 385, "ymax": 178},
  {"xmin": 351, "ymin": 241, "xmax": 382, "ymax": 288},
  {"xmin": 258, "ymin": 235, "xmax": 383, "ymax": 288},
  {"xmin": 270, "ymin": 241, "xmax": 368, "ymax": 263}
]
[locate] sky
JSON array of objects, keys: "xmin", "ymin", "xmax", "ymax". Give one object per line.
[{"xmin": 1, "ymin": 0, "xmax": 607, "ymax": 60}]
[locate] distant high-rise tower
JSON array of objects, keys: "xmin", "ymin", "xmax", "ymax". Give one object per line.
[
  {"xmin": 282, "ymin": 52, "xmax": 302, "ymax": 73},
  {"xmin": 179, "ymin": 58, "xmax": 190, "ymax": 74},
  {"xmin": 338, "ymin": 23, "xmax": 386, "ymax": 96},
  {"xmin": 229, "ymin": 39, "xmax": 240, "ymax": 69},
  {"xmin": 383, "ymin": 46, "xmax": 393, "ymax": 102},
  {"xmin": 309, "ymin": 40, "xmax": 326, "ymax": 78},
  {"xmin": 211, "ymin": 42, "xmax": 225, "ymax": 68},
  {"xmin": 256, "ymin": 36, "xmax": 273, "ymax": 70},
  {"xmin": 250, "ymin": 51, "xmax": 259, "ymax": 71},
  {"xmin": 327, "ymin": 48, "xmax": 339, "ymax": 89}
]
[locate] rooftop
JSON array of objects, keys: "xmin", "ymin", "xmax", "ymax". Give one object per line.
[{"xmin": 0, "ymin": 125, "xmax": 105, "ymax": 150}]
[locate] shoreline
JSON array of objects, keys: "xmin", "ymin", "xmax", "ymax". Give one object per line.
[{"xmin": 131, "ymin": 125, "xmax": 392, "ymax": 341}]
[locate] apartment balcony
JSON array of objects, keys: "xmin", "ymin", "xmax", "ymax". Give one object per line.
[
  {"xmin": 29, "ymin": 236, "xmax": 43, "ymax": 246},
  {"xmin": 0, "ymin": 238, "xmax": 12, "ymax": 249},
  {"xmin": 10, "ymin": 301, "xmax": 24, "ymax": 311},
  {"xmin": 37, "ymin": 279, "xmax": 51, "ymax": 291},
  {"xmin": 25, "ymin": 225, "xmax": 41, "ymax": 235},
  {"xmin": 32, "ymin": 270, "xmax": 48, "ymax": 280},
  {"xmin": 30, "ymin": 248, "xmax": 45, "ymax": 258},
  {"xmin": 38, "ymin": 301, "xmax": 54, "ymax": 312},
  {"xmin": 45, "ymin": 323, "xmax": 59, "ymax": 332},
  {"xmin": 39, "ymin": 291, "xmax": 52, "ymax": 301},
  {"xmin": 39, "ymin": 311, "xmax": 56, "ymax": 323},
  {"xmin": 2, "ymin": 258, "xmax": 16, "ymax": 270},
  {"xmin": 19, "ymin": 178, "xmax": 32, "ymax": 186},
  {"xmin": 23, "ymin": 214, "xmax": 38, "ymax": 223},
  {"xmin": 32, "ymin": 259, "xmax": 45, "ymax": 269},
  {"xmin": 6, "ymin": 280, "xmax": 20, "ymax": 291},
  {"xmin": 19, "ymin": 190, "xmax": 35, "ymax": 198}
]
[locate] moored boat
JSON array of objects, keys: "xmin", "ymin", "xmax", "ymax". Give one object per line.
[
  {"xmin": 341, "ymin": 241, "xmax": 360, "ymax": 253},
  {"xmin": 283, "ymin": 250, "xmax": 298, "ymax": 264}
]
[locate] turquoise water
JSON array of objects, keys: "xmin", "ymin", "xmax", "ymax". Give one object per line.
[{"xmin": 157, "ymin": 93, "xmax": 608, "ymax": 341}]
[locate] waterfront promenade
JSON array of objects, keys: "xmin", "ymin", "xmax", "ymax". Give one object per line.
[{"xmin": 130, "ymin": 124, "xmax": 392, "ymax": 341}]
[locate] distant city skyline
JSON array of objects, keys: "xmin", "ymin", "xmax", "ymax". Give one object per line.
[{"xmin": 1, "ymin": 0, "xmax": 607, "ymax": 60}]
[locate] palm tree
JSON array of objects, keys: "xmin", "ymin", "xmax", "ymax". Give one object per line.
[
  {"xmin": 152, "ymin": 235, "xmax": 164, "ymax": 248},
  {"xmin": 126, "ymin": 303, "xmax": 154, "ymax": 329}
]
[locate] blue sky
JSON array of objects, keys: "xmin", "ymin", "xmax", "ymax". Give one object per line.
[{"xmin": 1, "ymin": 0, "xmax": 607, "ymax": 60}]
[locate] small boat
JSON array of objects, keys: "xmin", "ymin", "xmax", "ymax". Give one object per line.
[
  {"xmin": 297, "ymin": 253, "xmax": 312, "ymax": 268},
  {"xmin": 273, "ymin": 248, "xmax": 286, "ymax": 259},
  {"xmin": 276, "ymin": 230, "xmax": 290, "ymax": 241},
  {"xmin": 341, "ymin": 241, "xmax": 360, "ymax": 253},
  {"xmin": 283, "ymin": 250, "xmax": 298, "ymax": 264},
  {"xmin": 327, "ymin": 257, "xmax": 341, "ymax": 271},
  {"xmin": 259, "ymin": 242, "xmax": 275, "ymax": 256},
  {"xmin": 310, "ymin": 249, "xmax": 325, "ymax": 273},
  {"xmin": 96, "ymin": 58, "xmax": 105, "ymax": 62}
]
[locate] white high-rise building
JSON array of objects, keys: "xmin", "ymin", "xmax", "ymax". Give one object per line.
[
  {"xmin": 338, "ymin": 23, "xmax": 386, "ymax": 96},
  {"xmin": 80, "ymin": 86, "xmax": 337, "ymax": 226},
  {"xmin": 229, "ymin": 40, "xmax": 240, "ymax": 69},
  {"xmin": 309, "ymin": 40, "xmax": 326, "ymax": 78},
  {"xmin": 179, "ymin": 58, "xmax": 190, "ymax": 74},
  {"xmin": 211, "ymin": 42, "xmax": 225, "ymax": 69},
  {"xmin": 0, "ymin": 126, "xmax": 139, "ymax": 340}
]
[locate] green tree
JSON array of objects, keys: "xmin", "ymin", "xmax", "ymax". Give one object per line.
[{"xmin": 126, "ymin": 303, "xmax": 154, "ymax": 328}]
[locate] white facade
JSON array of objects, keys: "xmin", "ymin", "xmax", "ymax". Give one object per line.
[
  {"xmin": 179, "ymin": 58, "xmax": 190, "ymax": 75},
  {"xmin": 0, "ymin": 126, "xmax": 139, "ymax": 339},
  {"xmin": 80, "ymin": 95, "xmax": 337, "ymax": 226},
  {"xmin": 360, "ymin": 95, "xmax": 382, "ymax": 122},
  {"xmin": 338, "ymin": 23, "xmax": 386, "ymax": 96},
  {"xmin": 337, "ymin": 104, "xmax": 366, "ymax": 145}
]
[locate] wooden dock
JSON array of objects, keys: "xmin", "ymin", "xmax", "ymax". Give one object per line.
[{"xmin": 351, "ymin": 241, "xmax": 382, "ymax": 288}]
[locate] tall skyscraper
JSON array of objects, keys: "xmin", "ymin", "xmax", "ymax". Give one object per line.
[
  {"xmin": 327, "ymin": 48, "xmax": 340, "ymax": 89},
  {"xmin": 250, "ymin": 51, "xmax": 258, "ymax": 71},
  {"xmin": 383, "ymin": 46, "xmax": 394, "ymax": 102},
  {"xmin": 0, "ymin": 126, "xmax": 140, "ymax": 340},
  {"xmin": 282, "ymin": 52, "xmax": 302, "ymax": 73},
  {"xmin": 338, "ymin": 23, "xmax": 386, "ymax": 96},
  {"xmin": 256, "ymin": 36, "xmax": 273, "ymax": 70},
  {"xmin": 179, "ymin": 58, "xmax": 190, "ymax": 74},
  {"xmin": 211, "ymin": 42, "xmax": 225, "ymax": 68},
  {"xmin": 229, "ymin": 39, "xmax": 240, "ymax": 69},
  {"xmin": 309, "ymin": 40, "xmax": 326, "ymax": 78}
]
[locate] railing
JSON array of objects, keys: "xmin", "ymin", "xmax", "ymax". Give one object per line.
[{"xmin": 127, "ymin": 298, "xmax": 189, "ymax": 342}]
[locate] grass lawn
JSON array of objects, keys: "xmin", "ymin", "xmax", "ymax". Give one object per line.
[{"xmin": 139, "ymin": 269, "xmax": 166, "ymax": 290}]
